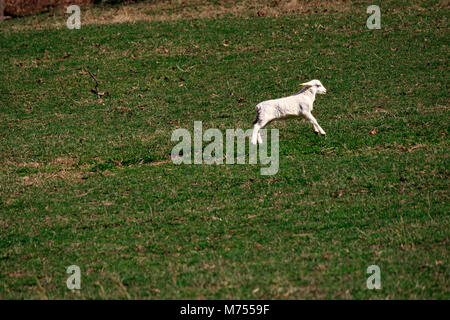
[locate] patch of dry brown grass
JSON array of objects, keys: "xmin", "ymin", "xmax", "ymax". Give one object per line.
[
  {"xmin": 4, "ymin": 0, "xmax": 91, "ymax": 17},
  {"xmin": 3, "ymin": 158, "xmax": 87, "ymax": 186},
  {"xmin": 4, "ymin": 156, "xmax": 170, "ymax": 188},
  {"xmin": 3, "ymin": 0, "xmax": 355, "ymax": 30},
  {"xmin": 20, "ymin": 170, "xmax": 85, "ymax": 186},
  {"xmin": 89, "ymin": 0, "xmax": 352, "ymax": 24}
]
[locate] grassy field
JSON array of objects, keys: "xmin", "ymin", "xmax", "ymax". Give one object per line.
[{"xmin": 0, "ymin": 0, "xmax": 448, "ymax": 299}]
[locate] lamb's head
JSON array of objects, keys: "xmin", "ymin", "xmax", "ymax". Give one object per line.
[{"xmin": 301, "ymin": 79, "xmax": 327, "ymax": 94}]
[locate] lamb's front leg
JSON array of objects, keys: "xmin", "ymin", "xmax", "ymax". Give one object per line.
[
  {"xmin": 305, "ymin": 112, "xmax": 326, "ymax": 136},
  {"xmin": 311, "ymin": 122, "xmax": 320, "ymax": 134}
]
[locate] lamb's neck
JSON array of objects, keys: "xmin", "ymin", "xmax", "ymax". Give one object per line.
[{"xmin": 294, "ymin": 87, "xmax": 316, "ymax": 102}]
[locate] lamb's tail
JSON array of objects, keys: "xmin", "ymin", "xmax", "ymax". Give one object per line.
[{"xmin": 253, "ymin": 103, "xmax": 263, "ymax": 125}]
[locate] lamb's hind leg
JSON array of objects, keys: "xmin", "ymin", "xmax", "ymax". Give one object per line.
[
  {"xmin": 251, "ymin": 122, "xmax": 260, "ymax": 145},
  {"xmin": 251, "ymin": 118, "xmax": 270, "ymax": 145},
  {"xmin": 257, "ymin": 131, "xmax": 263, "ymax": 144}
]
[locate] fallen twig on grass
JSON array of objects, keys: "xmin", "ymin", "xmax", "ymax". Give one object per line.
[{"xmin": 85, "ymin": 68, "xmax": 110, "ymax": 99}]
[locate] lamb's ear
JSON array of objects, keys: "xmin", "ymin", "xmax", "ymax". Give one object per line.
[{"xmin": 301, "ymin": 81, "xmax": 313, "ymax": 87}]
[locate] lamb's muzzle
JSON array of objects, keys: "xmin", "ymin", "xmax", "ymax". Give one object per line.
[{"xmin": 251, "ymin": 79, "xmax": 327, "ymax": 145}]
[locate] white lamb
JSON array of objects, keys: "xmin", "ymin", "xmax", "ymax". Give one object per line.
[{"xmin": 251, "ymin": 79, "xmax": 327, "ymax": 145}]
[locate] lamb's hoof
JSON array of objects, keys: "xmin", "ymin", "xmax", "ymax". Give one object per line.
[
  {"xmin": 314, "ymin": 131, "xmax": 320, "ymax": 135},
  {"xmin": 320, "ymin": 132, "xmax": 326, "ymax": 136}
]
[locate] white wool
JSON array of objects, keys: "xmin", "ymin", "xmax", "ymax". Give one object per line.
[{"xmin": 251, "ymin": 79, "xmax": 327, "ymax": 145}]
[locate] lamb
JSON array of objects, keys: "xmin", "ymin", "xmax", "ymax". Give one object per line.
[{"xmin": 251, "ymin": 79, "xmax": 327, "ymax": 145}]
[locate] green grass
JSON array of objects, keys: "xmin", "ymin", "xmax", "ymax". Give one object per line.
[{"xmin": 0, "ymin": 0, "xmax": 448, "ymax": 299}]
